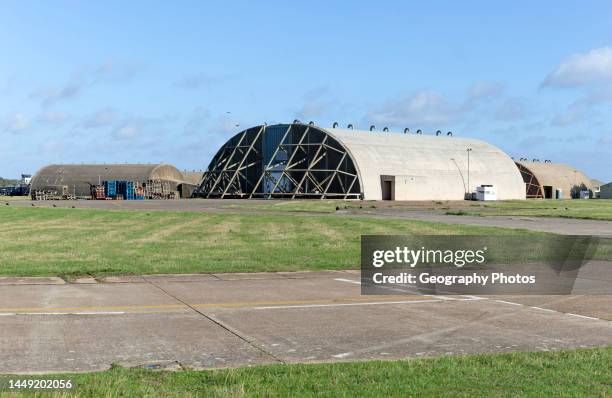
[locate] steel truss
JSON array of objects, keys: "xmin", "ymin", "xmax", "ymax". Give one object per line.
[
  {"xmin": 515, "ymin": 162, "xmax": 543, "ymax": 198},
  {"xmin": 196, "ymin": 124, "xmax": 362, "ymax": 199}
]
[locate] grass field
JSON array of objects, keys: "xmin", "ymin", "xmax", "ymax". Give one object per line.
[
  {"xmin": 0, "ymin": 207, "xmax": 539, "ymax": 278},
  {"xmin": 1, "ymin": 347, "xmax": 609, "ymax": 397},
  {"xmin": 227, "ymin": 198, "xmax": 612, "ymax": 221},
  {"xmin": 449, "ymin": 199, "xmax": 612, "ymax": 221},
  {"xmin": 0, "ymin": 196, "xmax": 30, "ymax": 202}
]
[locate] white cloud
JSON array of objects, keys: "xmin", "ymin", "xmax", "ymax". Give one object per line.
[
  {"xmin": 37, "ymin": 111, "xmax": 70, "ymax": 126},
  {"xmin": 31, "ymin": 61, "xmax": 142, "ymax": 107},
  {"xmin": 113, "ymin": 125, "xmax": 139, "ymax": 140},
  {"xmin": 83, "ymin": 108, "xmax": 119, "ymax": 128},
  {"xmin": 543, "ymin": 47, "xmax": 612, "ymax": 87},
  {"xmin": 368, "ymin": 90, "xmax": 464, "ymax": 126},
  {"xmin": 3, "ymin": 113, "xmax": 30, "ymax": 133},
  {"xmin": 295, "ymin": 101, "xmax": 333, "ymax": 120},
  {"xmin": 467, "ymin": 81, "xmax": 505, "ymax": 101},
  {"xmin": 175, "ymin": 73, "xmax": 229, "ymax": 90},
  {"xmin": 31, "ymin": 83, "xmax": 82, "ymax": 107},
  {"xmin": 495, "ymin": 98, "xmax": 528, "ymax": 121},
  {"xmin": 183, "ymin": 107, "xmax": 211, "ymax": 136},
  {"xmin": 599, "ymin": 132, "xmax": 612, "ymax": 145}
]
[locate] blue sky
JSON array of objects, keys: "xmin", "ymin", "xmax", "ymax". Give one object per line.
[{"xmin": 1, "ymin": 1, "xmax": 611, "ymax": 181}]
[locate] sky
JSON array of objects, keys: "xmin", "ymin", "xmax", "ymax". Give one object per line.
[{"xmin": 1, "ymin": 0, "xmax": 611, "ymax": 182}]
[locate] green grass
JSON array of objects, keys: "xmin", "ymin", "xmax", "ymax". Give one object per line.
[
  {"xmin": 225, "ymin": 199, "xmax": 344, "ymax": 213},
  {"xmin": 0, "ymin": 206, "xmax": 538, "ymax": 278},
  {"xmin": 0, "ymin": 195, "xmax": 30, "ymax": 202},
  {"xmin": 226, "ymin": 199, "xmax": 612, "ymax": 221},
  {"xmin": 456, "ymin": 199, "xmax": 612, "ymax": 221},
  {"xmin": 1, "ymin": 347, "xmax": 610, "ymax": 397}
]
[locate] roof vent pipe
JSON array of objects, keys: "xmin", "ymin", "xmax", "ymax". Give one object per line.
[
  {"xmin": 370, "ymin": 125, "xmax": 376, "ymax": 131},
  {"xmin": 404, "ymin": 128, "xmax": 410, "ymax": 134},
  {"xmin": 332, "ymin": 122, "xmax": 339, "ymax": 128},
  {"xmin": 293, "ymin": 119, "xmax": 301, "ymax": 124},
  {"xmin": 308, "ymin": 121, "xmax": 315, "ymax": 126},
  {"xmin": 436, "ymin": 130, "xmax": 441, "ymax": 136},
  {"xmin": 383, "ymin": 127, "xmax": 389, "ymax": 132},
  {"xmin": 447, "ymin": 131, "xmax": 452, "ymax": 136},
  {"xmin": 347, "ymin": 123, "xmax": 354, "ymax": 129},
  {"xmin": 416, "ymin": 129, "xmax": 422, "ymax": 134}
]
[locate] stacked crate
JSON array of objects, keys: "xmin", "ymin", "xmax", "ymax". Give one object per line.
[
  {"xmin": 104, "ymin": 180, "xmax": 117, "ymax": 199},
  {"xmin": 117, "ymin": 181, "xmax": 135, "ymax": 200},
  {"xmin": 91, "ymin": 185, "xmax": 106, "ymax": 200},
  {"xmin": 144, "ymin": 179, "xmax": 176, "ymax": 199},
  {"xmin": 134, "ymin": 183, "xmax": 145, "ymax": 200}
]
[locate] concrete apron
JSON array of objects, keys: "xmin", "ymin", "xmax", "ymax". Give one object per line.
[{"xmin": 0, "ymin": 270, "xmax": 610, "ymax": 374}]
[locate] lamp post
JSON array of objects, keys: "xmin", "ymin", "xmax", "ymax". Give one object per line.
[{"xmin": 466, "ymin": 148, "xmax": 472, "ymax": 195}]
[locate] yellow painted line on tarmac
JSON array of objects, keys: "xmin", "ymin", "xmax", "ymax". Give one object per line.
[{"xmin": 0, "ymin": 295, "xmax": 436, "ymax": 315}]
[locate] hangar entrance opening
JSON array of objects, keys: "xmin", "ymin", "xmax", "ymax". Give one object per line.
[
  {"xmin": 380, "ymin": 176, "xmax": 395, "ymax": 200},
  {"xmin": 196, "ymin": 124, "xmax": 362, "ymax": 199},
  {"xmin": 543, "ymin": 186, "xmax": 553, "ymax": 199},
  {"xmin": 382, "ymin": 181, "xmax": 393, "ymax": 200}
]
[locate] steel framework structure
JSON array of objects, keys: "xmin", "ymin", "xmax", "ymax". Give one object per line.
[
  {"xmin": 196, "ymin": 124, "xmax": 363, "ymax": 199},
  {"xmin": 515, "ymin": 162, "xmax": 543, "ymax": 198}
]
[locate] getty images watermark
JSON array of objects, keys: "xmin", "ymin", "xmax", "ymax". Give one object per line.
[{"xmin": 361, "ymin": 235, "xmax": 612, "ymax": 295}]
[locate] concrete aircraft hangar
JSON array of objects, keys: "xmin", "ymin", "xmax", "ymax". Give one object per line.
[{"xmin": 195, "ymin": 123, "xmax": 527, "ymax": 200}]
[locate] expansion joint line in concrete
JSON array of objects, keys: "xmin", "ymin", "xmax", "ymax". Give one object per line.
[{"xmin": 141, "ymin": 276, "xmax": 286, "ymax": 365}]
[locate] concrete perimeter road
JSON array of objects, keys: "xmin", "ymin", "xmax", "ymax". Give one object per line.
[{"xmin": 0, "ymin": 271, "xmax": 610, "ymax": 374}]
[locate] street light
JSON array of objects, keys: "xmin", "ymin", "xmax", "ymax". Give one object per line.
[{"xmin": 466, "ymin": 148, "xmax": 473, "ymax": 195}]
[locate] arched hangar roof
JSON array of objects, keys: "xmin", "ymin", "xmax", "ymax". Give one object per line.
[
  {"xmin": 515, "ymin": 161, "xmax": 592, "ymax": 198},
  {"xmin": 326, "ymin": 127, "xmax": 525, "ymax": 200},
  {"xmin": 31, "ymin": 164, "xmax": 185, "ymax": 197},
  {"xmin": 197, "ymin": 123, "xmax": 525, "ymax": 200}
]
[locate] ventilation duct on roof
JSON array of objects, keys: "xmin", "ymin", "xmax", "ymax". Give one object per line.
[
  {"xmin": 416, "ymin": 129, "xmax": 422, "ymax": 134},
  {"xmin": 447, "ymin": 131, "xmax": 452, "ymax": 136},
  {"xmin": 383, "ymin": 127, "xmax": 389, "ymax": 132},
  {"xmin": 309, "ymin": 121, "xmax": 315, "ymax": 126},
  {"xmin": 333, "ymin": 122, "xmax": 339, "ymax": 128},
  {"xmin": 293, "ymin": 119, "xmax": 301, "ymax": 124},
  {"xmin": 370, "ymin": 125, "xmax": 376, "ymax": 131},
  {"xmin": 347, "ymin": 123, "xmax": 354, "ymax": 129},
  {"xmin": 404, "ymin": 128, "xmax": 410, "ymax": 134},
  {"xmin": 436, "ymin": 130, "xmax": 441, "ymax": 136}
]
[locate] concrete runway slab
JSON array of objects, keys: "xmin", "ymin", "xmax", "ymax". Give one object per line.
[{"xmin": 0, "ymin": 271, "xmax": 610, "ymax": 374}]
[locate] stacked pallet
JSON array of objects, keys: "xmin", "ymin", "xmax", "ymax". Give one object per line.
[
  {"xmin": 104, "ymin": 181, "xmax": 117, "ymax": 199},
  {"xmin": 90, "ymin": 185, "xmax": 106, "ymax": 200},
  {"xmin": 144, "ymin": 179, "xmax": 176, "ymax": 199},
  {"xmin": 31, "ymin": 186, "xmax": 69, "ymax": 200},
  {"xmin": 117, "ymin": 181, "xmax": 135, "ymax": 200},
  {"xmin": 134, "ymin": 183, "xmax": 145, "ymax": 200}
]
